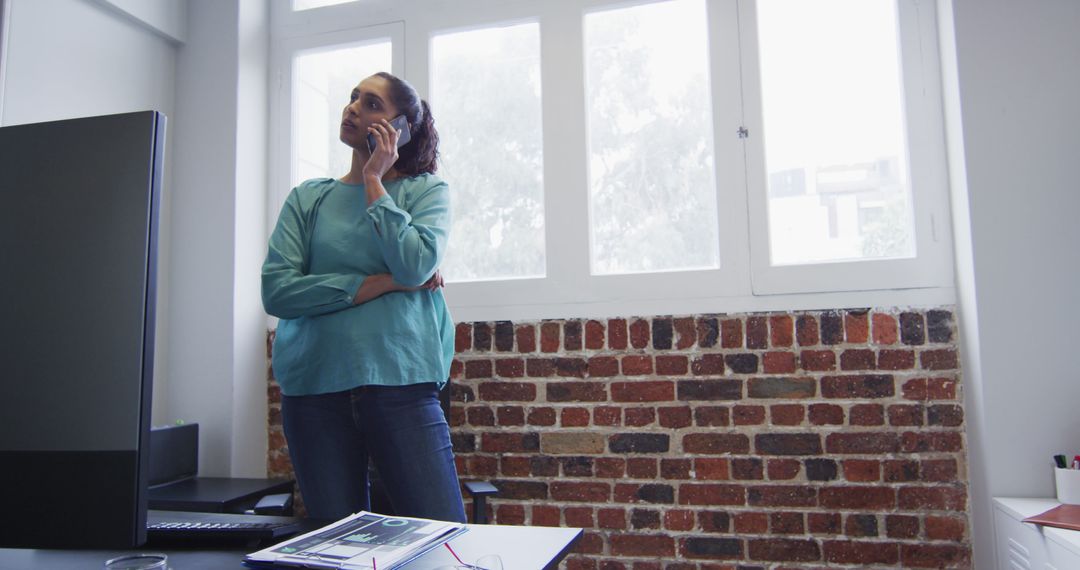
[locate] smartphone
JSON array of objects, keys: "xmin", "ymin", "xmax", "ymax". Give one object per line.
[{"xmin": 367, "ymin": 114, "xmax": 412, "ymax": 153}]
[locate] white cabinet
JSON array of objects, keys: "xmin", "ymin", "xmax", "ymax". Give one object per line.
[{"xmin": 993, "ymin": 498, "xmax": 1080, "ymax": 569}]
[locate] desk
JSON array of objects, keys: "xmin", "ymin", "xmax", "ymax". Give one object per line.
[
  {"xmin": 149, "ymin": 478, "xmax": 294, "ymax": 514},
  {"xmin": 0, "ymin": 523, "xmax": 582, "ymax": 570},
  {"xmin": 993, "ymin": 497, "xmax": 1080, "ymax": 568}
]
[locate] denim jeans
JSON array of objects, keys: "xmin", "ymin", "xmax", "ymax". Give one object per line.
[{"xmin": 281, "ymin": 382, "xmax": 466, "ymax": 523}]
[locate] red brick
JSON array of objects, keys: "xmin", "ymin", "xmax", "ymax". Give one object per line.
[
  {"xmin": 465, "ymin": 359, "xmax": 493, "ymax": 379},
  {"xmin": 547, "ymin": 381, "xmax": 606, "ymax": 402},
  {"xmin": 541, "ymin": 322, "xmax": 561, "ymax": 352},
  {"xmin": 821, "ymin": 375, "xmax": 894, "ymax": 398},
  {"xmin": 621, "ymin": 355, "xmax": 654, "ymax": 376},
  {"xmin": 565, "ymin": 506, "xmax": 594, "ymax": 528},
  {"xmin": 526, "ymin": 357, "xmax": 555, "ymax": 377},
  {"xmin": 551, "ymin": 482, "xmax": 612, "ymax": 502},
  {"xmin": 496, "ymin": 504, "xmax": 525, "ymax": 525},
  {"xmin": 808, "ymin": 513, "xmax": 841, "ymax": 534},
  {"xmin": 467, "ymin": 406, "xmax": 494, "ymax": 426},
  {"xmin": 921, "ymin": 458, "xmax": 959, "ymax": 482},
  {"xmin": 481, "ymin": 432, "xmax": 539, "ymax": 452},
  {"xmin": 808, "ymin": 404, "xmax": 844, "ymax": 425},
  {"xmin": 629, "ymin": 319, "xmax": 650, "ymax": 349},
  {"xmin": 608, "ymin": 318, "xmax": 628, "ymax": 349},
  {"xmin": 844, "ymin": 312, "xmax": 869, "ymax": 343},
  {"xmin": 500, "ymin": 456, "xmax": 530, "ymax": 477},
  {"xmin": 800, "ymin": 350, "xmax": 836, "ymax": 371},
  {"xmin": 691, "ymin": 354, "xmax": 725, "ymax": 375},
  {"xmin": 900, "ymin": 431, "xmax": 963, "ymax": 453},
  {"xmin": 735, "ymin": 511, "xmax": 768, "ymax": 533},
  {"xmin": 455, "ymin": 323, "xmax": 472, "ymax": 352},
  {"xmin": 921, "ymin": 349, "xmax": 958, "ymax": 370},
  {"xmin": 839, "ymin": 349, "xmax": 875, "ymax": 371},
  {"xmin": 496, "ymin": 405, "xmax": 525, "ymax": 425},
  {"xmin": 684, "ymin": 434, "xmax": 751, "ymax": 455},
  {"xmin": 897, "ymin": 486, "xmax": 967, "ymax": 510},
  {"xmin": 624, "ymin": 407, "xmax": 656, "ymax": 426},
  {"xmin": 561, "ymin": 407, "xmax": 591, "ymax": 427},
  {"xmin": 872, "ymin": 313, "xmax": 898, "ymax": 345},
  {"xmin": 771, "ymin": 512, "xmax": 804, "ymax": 534},
  {"xmin": 927, "ymin": 376, "xmax": 958, "ymax": 399},
  {"xmin": 767, "ymin": 459, "xmax": 801, "ymax": 480},
  {"xmin": 748, "ymin": 538, "xmax": 821, "ymax": 562},
  {"xmin": 928, "ymin": 404, "xmax": 964, "ymax": 426},
  {"xmin": 878, "ymin": 349, "xmax": 915, "ymax": 370},
  {"xmin": 610, "ymin": 535, "xmax": 675, "ymax": 558},
  {"xmin": 598, "ymin": 507, "xmax": 627, "ymax": 530},
  {"xmin": 733, "ymin": 405, "xmax": 766, "ymax": 425},
  {"xmin": 770, "ymin": 404, "xmax": 805, "ymax": 426},
  {"xmin": 823, "ymin": 541, "xmax": 898, "ymax": 565},
  {"xmin": 576, "ymin": 532, "xmax": 604, "ymax": 555},
  {"xmin": 515, "ymin": 324, "xmax": 536, "ymax": 353},
  {"xmin": 665, "ymin": 510, "xmax": 695, "ymax": 531},
  {"xmin": 656, "ymin": 355, "xmax": 689, "ymax": 375},
  {"xmin": 796, "ymin": 315, "xmax": 819, "ymax": 346},
  {"xmin": 849, "ymin": 404, "xmax": 885, "ymax": 426},
  {"xmin": 627, "ymin": 458, "xmax": 658, "ymax": 478},
  {"xmin": 467, "ymin": 456, "xmax": 498, "ymax": 477},
  {"xmin": 763, "ymin": 351, "xmax": 797, "ymax": 373},
  {"xmin": 886, "ymin": 514, "xmax": 920, "ymax": 538},
  {"xmin": 612, "ymin": 381, "xmax": 674, "ymax": 402},
  {"xmin": 699, "ymin": 511, "xmax": 731, "ymax": 533},
  {"xmin": 694, "ymin": 458, "xmax": 731, "ymax": 480},
  {"xmin": 494, "ymin": 358, "xmax": 525, "ymax": 378},
  {"xmin": 747, "ymin": 486, "xmax": 817, "ymax": 507},
  {"xmin": 842, "ymin": 459, "xmax": 881, "ymax": 482},
  {"xmin": 532, "ymin": 505, "xmax": 561, "ymax": 527},
  {"xmin": 770, "ymin": 315, "xmax": 794, "ymax": 347},
  {"xmin": 731, "ymin": 458, "xmax": 764, "ymax": 480},
  {"xmin": 661, "ymin": 458, "xmax": 692, "ymax": 480},
  {"xmin": 674, "ymin": 317, "xmax": 697, "ymax": 350},
  {"xmin": 900, "ymin": 544, "xmax": 971, "ymax": 568},
  {"xmin": 747, "ymin": 316, "xmax": 768, "ymax": 349},
  {"xmin": 695, "ymin": 406, "xmax": 730, "ymax": 427},
  {"xmin": 528, "ymin": 406, "xmax": 556, "ymax": 426},
  {"xmin": 595, "ymin": 458, "xmax": 625, "ymax": 479},
  {"xmin": 819, "ymin": 487, "xmax": 895, "ymax": 509},
  {"xmin": 721, "ymin": 318, "xmax": 743, "ymax": 348},
  {"xmin": 588, "ymin": 356, "xmax": 619, "ymax": 377},
  {"xmin": 593, "ymin": 406, "xmax": 621, "ymax": 427},
  {"xmin": 843, "ymin": 514, "xmax": 878, "ymax": 537},
  {"xmin": 826, "ymin": 432, "xmax": 899, "ymax": 454},
  {"xmin": 585, "ymin": 320, "xmax": 605, "ymax": 350},
  {"xmin": 888, "ymin": 404, "xmax": 924, "ymax": 426},
  {"xmin": 679, "ymin": 484, "xmax": 746, "ymax": 506},
  {"xmin": 658, "ymin": 406, "xmax": 692, "ymax": 428},
  {"xmin": 925, "ymin": 515, "xmax": 966, "ymax": 540}
]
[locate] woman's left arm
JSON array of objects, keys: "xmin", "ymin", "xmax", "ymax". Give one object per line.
[{"xmin": 365, "ymin": 179, "xmax": 450, "ymax": 287}]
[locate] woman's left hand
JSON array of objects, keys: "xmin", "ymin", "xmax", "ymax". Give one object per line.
[
  {"xmin": 420, "ymin": 270, "xmax": 444, "ymax": 291},
  {"xmin": 362, "ymin": 118, "xmax": 400, "ymax": 181}
]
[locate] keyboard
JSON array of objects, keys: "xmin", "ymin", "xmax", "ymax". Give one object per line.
[{"xmin": 147, "ymin": 509, "xmax": 303, "ymax": 540}]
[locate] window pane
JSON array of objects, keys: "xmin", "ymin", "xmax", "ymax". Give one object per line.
[
  {"xmin": 293, "ymin": 41, "xmax": 391, "ymax": 187},
  {"xmin": 757, "ymin": 0, "xmax": 915, "ymax": 265},
  {"xmin": 432, "ymin": 23, "xmax": 546, "ymax": 282},
  {"xmin": 585, "ymin": 0, "xmax": 719, "ymax": 275},
  {"xmin": 292, "ymin": 0, "xmax": 356, "ymax": 11}
]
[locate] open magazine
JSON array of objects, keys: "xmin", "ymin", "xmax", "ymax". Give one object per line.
[{"xmin": 243, "ymin": 511, "xmax": 467, "ymax": 570}]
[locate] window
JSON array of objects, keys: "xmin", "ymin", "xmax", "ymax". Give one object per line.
[
  {"xmin": 584, "ymin": 0, "xmax": 719, "ymax": 275},
  {"xmin": 293, "ymin": 41, "xmax": 391, "ymax": 186},
  {"xmin": 432, "ymin": 23, "xmax": 546, "ymax": 282},
  {"xmin": 269, "ymin": 0, "xmax": 955, "ymax": 320},
  {"xmin": 756, "ymin": 0, "xmax": 914, "ymax": 266}
]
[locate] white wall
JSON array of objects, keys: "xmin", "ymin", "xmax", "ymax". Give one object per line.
[
  {"xmin": 0, "ymin": 0, "xmax": 180, "ymax": 426},
  {"xmin": 941, "ymin": 0, "xmax": 1080, "ymax": 568},
  {"xmin": 169, "ymin": 0, "xmax": 269, "ymax": 477}
]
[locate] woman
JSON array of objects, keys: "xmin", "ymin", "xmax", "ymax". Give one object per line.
[{"xmin": 261, "ymin": 71, "xmax": 463, "ymax": 523}]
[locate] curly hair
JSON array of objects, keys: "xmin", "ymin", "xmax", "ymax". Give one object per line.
[{"xmin": 374, "ymin": 72, "xmax": 439, "ymax": 175}]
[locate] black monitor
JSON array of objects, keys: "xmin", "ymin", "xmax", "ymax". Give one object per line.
[{"xmin": 0, "ymin": 111, "xmax": 165, "ymax": 548}]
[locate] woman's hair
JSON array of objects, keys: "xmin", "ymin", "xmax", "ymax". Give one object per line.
[{"xmin": 374, "ymin": 71, "xmax": 439, "ymax": 175}]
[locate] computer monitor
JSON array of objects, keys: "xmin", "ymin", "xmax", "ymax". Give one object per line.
[{"xmin": 0, "ymin": 111, "xmax": 165, "ymax": 548}]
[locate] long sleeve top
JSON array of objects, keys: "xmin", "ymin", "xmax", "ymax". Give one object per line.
[{"xmin": 261, "ymin": 174, "xmax": 453, "ymax": 396}]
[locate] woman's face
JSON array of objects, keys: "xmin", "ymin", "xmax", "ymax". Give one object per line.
[{"xmin": 339, "ymin": 75, "xmax": 399, "ymax": 151}]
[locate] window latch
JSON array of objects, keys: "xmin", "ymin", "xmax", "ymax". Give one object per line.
[{"xmin": 737, "ymin": 126, "xmax": 750, "ymax": 139}]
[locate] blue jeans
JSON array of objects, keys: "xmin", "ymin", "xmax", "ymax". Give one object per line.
[{"xmin": 281, "ymin": 383, "xmax": 466, "ymax": 523}]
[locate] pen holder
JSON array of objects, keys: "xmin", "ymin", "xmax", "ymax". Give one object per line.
[{"xmin": 1055, "ymin": 468, "xmax": 1080, "ymax": 505}]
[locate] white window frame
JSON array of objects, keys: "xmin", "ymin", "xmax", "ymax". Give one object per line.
[
  {"xmin": 268, "ymin": 0, "xmax": 957, "ymax": 322},
  {"xmin": 740, "ymin": 0, "xmax": 954, "ymax": 295}
]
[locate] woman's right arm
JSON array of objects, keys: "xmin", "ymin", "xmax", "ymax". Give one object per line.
[{"xmin": 262, "ymin": 189, "xmax": 372, "ymax": 319}]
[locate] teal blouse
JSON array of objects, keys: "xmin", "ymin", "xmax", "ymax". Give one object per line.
[{"xmin": 261, "ymin": 175, "xmax": 454, "ymax": 396}]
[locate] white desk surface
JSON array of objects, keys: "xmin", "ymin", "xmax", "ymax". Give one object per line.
[
  {"xmin": 994, "ymin": 497, "xmax": 1080, "ymax": 558},
  {"xmin": 408, "ymin": 523, "xmax": 582, "ymax": 570}
]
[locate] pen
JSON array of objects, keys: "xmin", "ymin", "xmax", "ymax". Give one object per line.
[
  {"xmin": 1074, "ymin": 455, "xmax": 1080, "ymax": 470},
  {"xmin": 1055, "ymin": 455, "xmax": 1068, "ymax": 468}
]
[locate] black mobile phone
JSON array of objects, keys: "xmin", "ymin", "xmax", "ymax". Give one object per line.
[{"xmin": 367, "ymin": 114, "xmax": 412, "ymax": 153}]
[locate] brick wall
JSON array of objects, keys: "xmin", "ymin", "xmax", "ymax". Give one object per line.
[{"xmin": 268, "ymin": 307, "xmax": 970, "ymax": 569}]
